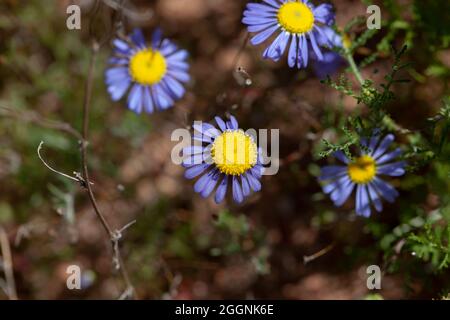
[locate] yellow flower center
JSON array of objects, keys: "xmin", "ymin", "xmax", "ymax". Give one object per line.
[
  {"xmin": 211, "ymin": 130, "xmax": 257, "ymax": 176},
  {"xmin": 343, "ymin": 34, "xmax": 352, "ymax": 49},
  {"xmin": 277, "ymin": 1, "xmax": 315, "ymax": 34},
  {"xmin": 129, "ymin": 49, "xmax": 167, "ymax": 85},
  {"xmin": 348, "ymin": 155, "xmax": 377, "ymax": 184}
]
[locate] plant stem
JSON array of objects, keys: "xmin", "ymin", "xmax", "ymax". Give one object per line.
[
  {"xmin": 80, "ymin": 42, "xmax": 135, "ymax": 299},
  {"xmin": 0, "ymin": 227, "xmax": 18, "ymax": 300},
  {"xmin": 345, "ymin": 49, "xmax": 364, "ymax": 86}
]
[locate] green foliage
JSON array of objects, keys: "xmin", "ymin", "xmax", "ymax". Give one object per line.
[
  {"xmin": 319, "ymin": 45, "xmax": 410, "ymax": 158},
  {"xmin": 408, "ymin": 223, "xmax": 450, "ymax": 271}
]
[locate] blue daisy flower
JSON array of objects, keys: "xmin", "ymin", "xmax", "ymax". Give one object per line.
[
  {"xmin": 105, "ymin": 29, "xmax": 190, "ymax": 113},
  {"xmin": 242, "ymin": 0, "xmax": 342, "ymax": 68},
  {"xmin": 319, "ymin": 133, "xmax": 406, "ymax": 217},
  {"xmin": 182, "ymin": 115, "xmax": 264, "ymax": 204}
]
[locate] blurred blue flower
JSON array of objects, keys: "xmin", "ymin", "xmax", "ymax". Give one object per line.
[
  {"xmin": 182, "ymin": 116, "xmax": 264, "ymax": 204},
  {"xmin": 105, "ymin": 29, "xmax": 190, "ymax": 113},
  {"xmin": 319, "ymin": 133, "xmax": 406, "ymax": 217},
  {"xmin": 312, "ymin": 51, "xmax": 346, "ymax": 79},
  {"xmin": 242, "ymin": 0, "xmax": 342, "ymax": 68}
]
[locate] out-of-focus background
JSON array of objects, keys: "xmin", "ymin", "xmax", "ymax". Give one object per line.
[{"xmin": 0, "ymin": 0, "xmax": 449, "ymax": 299}]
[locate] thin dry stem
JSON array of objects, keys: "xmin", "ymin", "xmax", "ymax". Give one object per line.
[{"xmin": 0, "ymin": 227, "xmax": 18, "ymax": 300}]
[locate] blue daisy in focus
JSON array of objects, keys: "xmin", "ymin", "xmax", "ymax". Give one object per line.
[
  {"xmin": 105, "ymin": 29, "xmax": 190, "ymax": 113},
  {"xmin": 182, "ymin": 116, "xmax": 264, "ymax": 204},
  {"xmin": 242, "ymin": 0, "xmax": 342, "ymax": 68},
  {"xmin": 319, "ymin": 133, "xmax": 406, "ymax": 217}
]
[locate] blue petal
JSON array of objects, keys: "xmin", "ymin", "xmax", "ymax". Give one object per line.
[
  {"xmin": 313, "ymin": 3, "xmax": 335, "ymax": 25},
  {"xmin": 160, "ymin": 40, "xmax": 177, "ymax": 56},
  {"xmin": 167, "ymin": 49, "xmax": 189, "ymax": 62},
  {"xmin": 315, "ymin": 26, "xmax": 342, "ymax": 48},
  {"xmin": 367, "ymin": 135, "xmax": 380, "ymax": 155},
  {"xmin": 373, "ymin": 134, "xmax": 395, "ymax": 159},
  {"xmin": 372, "ymin": 177, "xmax": 399, "ymax": 203},
  {"xmin": 194, "ymin": 170, "xmax": 214, "ymax": 194},
  {"xmin": 113, "ymin": 39, "xmax": 130, "ymax": 53},
  {"xmin": 264, "ymin": 31, "xmax": 290, "ymax": 61},
  {"xmin": 319, "ymin": 165, "xmax": 347, "ymax": 181},
  {"xmin": 377, "ymin": 161, "xmax": 406, "ymax": 176},
  {"xmin": 200, "ymin": 170, "xmax": 220, "ymax": 198},
  {"xmin": 232, "ymin": 176, "xmax": 244, "ymax": 203},
  {"xmin": 311, "ymin": 51, "xmax": 345, "ymax": 79},
  {"xmin": 241, "ymin": 175, "xmax": 251, "ymax": 197},
  {"xmin": 246, "ymin": 172, "xmax": 261, "ymax": 192},
  {"xmin": 288, "ymin": 35, "xmax": 298, "ymax": 68},
  {"xmin": 229, "ymin": 115, "xmax": 239, "ymax": 130},
  {"xmin": 309, "ymin": 32, "xmax": 323, "ymax": 61},
  {"xmin": 194, "ymin": 123, "xmax": 220, "ymax": 138},
  {"xmin": 167, "ymin": 60, "xmax": 189, "ymax": 71},
  {"xmin": 262, "ymin": 0, "xmax": 280, "ymax": 8},
  {"xmin": 367, "ymin": 183, "xmax": 383, "ymax": 212},
  {"xmin": 185, "ymin": 164, "xmax": 210, "ymax": 179},
  {"xmin": 376, "ymin": 148, "xmax": 402, "ymax": 164},
  {"xmin": 356, "ymin": 184, "xmax": 371, "ymax": 217},
  {"xmin": 193, "ymin": 134, "xmax": 212, "ymax": 143},
  {"xmin": 330, "ymin": 176, "xmax": 355, "ymax": 206},
  {"xmin": 105, "ymin": 67, "xmax": 129, "ymax": 83},
  {"xmin": 168, "ymin": 70, "xmax": 190, "ymax": 83},
  {"xmin": 182, "ymin": 154, "xmax": 204, "ymax": 166},
  {"xmin": 162, "ymin": 76, "xmax": 185, "ymax": 99},
  {"xmin": 152, "ymin": 84, "xmax": 174, "ymax": 110},
  {"xmin": 131, "ymin": 29, "xmax": 146, "ymax": 48},
  {"xmin": 151, "ymin": 28, "xmax": 163, "ymax": 48},
  {"xmin": 333, "ymin": 151, "xmax": 350, "ymax": 164},
  {"xmin": 127, "ymin": 84, "xmax": 143, "ymax": 113},
  {"xmin": 299, "ymin": 34, "xmax": 308, "ymax": 68},
  {"xmin": 215, "ymin": 116, "xmax": 227, "ymax": 132},
  {"xmin": 142, "ymin": 86, "xmax": 154, "ymax": 114},
  {"xmin": 248, "ymin": 22, "xmax": 278, "ymax": 33},
  {"xmin": 246, "ymin": 3, "xmax": 277, "ymax": 13},
  {"xmin": 183, "ymin": 146, "xmax": 204, "ymax": 156},
  {"xmin": 214, "ymin": 176, "xmax": 228, "ymax": 204},
  {"xmin": 107, "ymin": 78, "xmax": 131, "ymax": 101},
  {"xmin": 250, "ymin": 165, "xmax": 263, "ymax": 179},
  {"xmin": 108, "ymin": 57, "xmax": 128, "ymax": 65},
  {"xmin": 250, "ymin": 25, "xmax": 279, "ymax": 45},
  {"xmin": 242, "ymin": 16, "xmax": 274, "ymax": 26}
]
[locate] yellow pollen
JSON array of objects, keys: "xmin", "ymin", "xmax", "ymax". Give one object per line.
[
  {"xmin": 211, "ymin": 130, "xmax": 257, "ymax": 176},
  {"xmin": 347, "ymin": 155, "xmax": 377, "ymax": 184},
  {"xmin": 277, "ymin": 1, "xmax": 315, "ymax": 34},
  {"xmin": 129, "ymin": 49, "xmax": 167, "ymax": 85}
]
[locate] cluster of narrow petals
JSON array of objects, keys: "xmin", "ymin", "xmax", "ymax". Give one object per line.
[{"xmin": 243, "ymin": 0, "xmax": 342, "ymax": 68}]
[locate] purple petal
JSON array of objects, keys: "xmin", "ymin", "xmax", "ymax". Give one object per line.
[
  {"xmin": 377, "ymin": 161, "xmax": 406, "ymax": 176},
  {"xmin": 376, "ymin": 148, "xmax": 402, "ymax": 164},
  {"xmin": 356, "ymin": 184, "xmax": 371, "ymax": 217},
  {"xmin": 319, "ymin": 165, "xmax": 347, "ymax": 181},
  {"xmin": 214, "ymin": 176, "xmax": 228, "ymax": 204},
  {"xmin": 373, "ymin": 134, "xmax": 395, "ymax": 159},
  {"xmin": 367, "ymin": 183, "xmax": 383, "ymax": 212},
  {"xmin": 185, "ymin": 164, "xmax": 210, "ymax": 179},
  {"xmin": 372, "ymin": 177, "xmax": 399, "ymax": 203},
  {"xmin": 232, "ymin": 176, "xmax": 244, "ymax": 203},
  {"xmin": 250, "ymin": 25, "xmax": 279, "ymax": 45}
]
